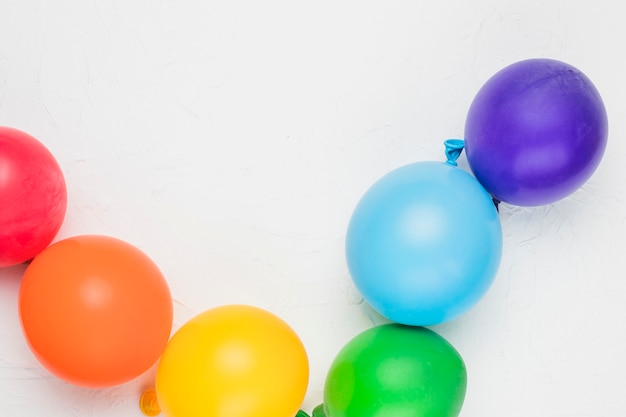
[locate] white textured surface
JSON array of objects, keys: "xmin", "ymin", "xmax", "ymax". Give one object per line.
[{"xmin": 1, "ymin": 1, "xmax": 625, "ymax": 416}]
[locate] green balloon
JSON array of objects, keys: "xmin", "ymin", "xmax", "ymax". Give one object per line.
[{"xmin": 313, "ymin": 324, "xmax": 467, "ymax": 417}]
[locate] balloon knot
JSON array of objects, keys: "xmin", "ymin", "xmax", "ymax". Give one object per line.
[
  {"xmin": 443, "ymin": 139, "xmax": 465, "ymax": 166},
  {"xmin": 492, "ymin": 197, "xmax": 501, "ymax": 213},
  {"xmin": 311, "ymin": 404, "xmax": 327, "ymax": 417},
  {"xmin": 139, "ymin": 389, "xmax": 161, "ymax": 416}
]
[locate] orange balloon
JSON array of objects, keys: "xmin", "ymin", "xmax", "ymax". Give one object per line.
[
  {"xmin": 19, "ymin": 235, "xmax": 173, "ymax": 388},
  {"xmin": 153, "ymin": 305, "xmax": 309, "ymax": 417}
]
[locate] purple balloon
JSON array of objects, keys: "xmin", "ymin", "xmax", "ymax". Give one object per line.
[{"xmin": 464, "ymin": 58, "xmax": 608, "ymax": 206}]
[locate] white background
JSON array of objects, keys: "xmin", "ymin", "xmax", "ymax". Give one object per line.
[{"xmin": 1, "ymin": 1, "xmax": 625, "ymax": 416}]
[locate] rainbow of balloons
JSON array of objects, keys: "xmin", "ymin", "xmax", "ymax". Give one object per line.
[{"xmin": 0, "ymin": 58, "xmax": 608, "ymax": 417}]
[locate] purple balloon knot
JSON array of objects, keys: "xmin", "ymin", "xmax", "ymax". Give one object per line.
[{"xmin": 444, "ymin": 139, "xmax": 465, "ymax": 166}]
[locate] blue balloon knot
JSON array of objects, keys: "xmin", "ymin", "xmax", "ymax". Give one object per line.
[{"xmin": 444, "ymin": 139, "xmax": 465, "ymax": 166}]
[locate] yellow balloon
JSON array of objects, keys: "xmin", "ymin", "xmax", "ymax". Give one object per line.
[{"xmin": 154, "ymin": 305, "xmax": 309, "ymax": 417}]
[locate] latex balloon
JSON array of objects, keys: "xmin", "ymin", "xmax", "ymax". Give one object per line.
[
  {"xmin": 153, "ymin": 304, "xmax": 309, "ymax": 417},
  {"xmin": 0, "ymin": 126, "xmax": 67, "ymax": 267},
  {"xmin": 346, "ymin": 160, "xmax": 502, "ymax": 326},
  {"xmin": 19, "ymin": 235, "xmax": 173, "ymax": 388},
  {"xmin": 464, "ymin": 58, "xmax": 608, "ymax": 206},
  {"xmin": 313, "ymin": 324, "xmax": 467, "ymax": 417}
]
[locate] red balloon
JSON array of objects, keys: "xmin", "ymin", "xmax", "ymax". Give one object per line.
[{"xmin": 0, "ymin": 126, "xmax": 67, "ymax": 267}]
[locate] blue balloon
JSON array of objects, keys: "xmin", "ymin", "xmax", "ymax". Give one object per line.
[{"xmin": 346, "ymin": 160, "xmax": 502, "ymax": 326}]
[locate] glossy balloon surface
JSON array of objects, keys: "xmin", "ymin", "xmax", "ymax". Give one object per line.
[
  {"xmin": 0, "ymin": 126, "xmax": 67, "ymax": 267},
  {"xmin": 465, "ymin": 58, "xmax": 608, "ymax": 206},
  {"xmin": 315, "ymin": 324, "xmax": 467, "ymax": 417},
  {"xmin": 19, "ymin": 235, "xmax": 173, "ymax": 387},
  {"xmin": 346, "ymin": 161, "xmax": 502, "ymax": 325},
  {"xmin": 155, "ymin": 305, "xmax": 309, "ymax": 417}
]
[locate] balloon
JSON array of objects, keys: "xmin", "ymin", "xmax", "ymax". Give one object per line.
[
  {"xmin": 151, "ymin": 304, "xmax": 309, "ymax": 417},
  {"xmin": 312, "ymin": 323, "xmax": 467, "ymax": 417},
  {"xmin": 0, "ymin": 126, "xmax": 67, "ymax": 267},
  {"xmin": 19, "ymin": 235, "xmax": 173, "ymax": 387},
  {"xmin": 345, "ymin": 160, "xmax": 502, "ymax": 326},
  {"xmin": 464, "ymin": 58, "xmax": 608, "ymax": 206}
]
